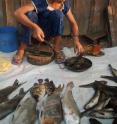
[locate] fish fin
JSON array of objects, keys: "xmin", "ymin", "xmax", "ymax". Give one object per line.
[{"xmin": 56, "ymin": 84, "xmax": 64, "ymax": 93}]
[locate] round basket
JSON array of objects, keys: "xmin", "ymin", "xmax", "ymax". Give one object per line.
[{"xmin": 26, "ymin": 42, "xmax": 54, "ymax": 65}]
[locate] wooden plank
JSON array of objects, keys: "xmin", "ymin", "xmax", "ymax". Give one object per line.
[
  {"xmin": 87, "ymin": 0, "xmax": 108, "ymax": 39},
  {"xmin": 4, "ymin": 0, "xmax": 17, "ymax": 26},
  {"xmin": 72, "ymin": 0, "xmax": 92, "ymax": 34},
  {"xmin": 21, "ymin": 0, "xmax": 31, "ymax": 6},
  {"xmin": 108, "ymin": 0, "xmax": 117, "ymax": 46},
  {"xmin": 0, "ymin": 0, "xmax": 4, "ymax": 26}
]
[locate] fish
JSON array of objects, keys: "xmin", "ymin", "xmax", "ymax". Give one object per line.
[
  {"xmin": 30, "ymin": 82, "xmax": 47, "ymax": 101},
  {"xmin": 0, "ymin": 79, "xmax": 26, "ymax": 103},
  {"xmin": 62, "ymin": 82, "xmax": 81, "ymax": 124},
  {"xmin": 0, "ymin": 88, "xmax": 28, "ymax": 120},
  {"xmin": 89, "ymin": 118, "xmax": 102, "ymax": 124},
  {"xmin": 12, "ymin": 96, "xmax": 37, "ymax": 124},
  {"xmin": 30, "ymin": 79, "xmax": 55, "ymax": 101},
  {"xmin": 38, "ymin": 84, "xmax": 64, "ymax": 124},
  {"xmin": 81, "ymin": 93, "xmax": 111, "ymax": 117},
  {"xmin": 84, "ymin": 90, "xmax": 101, "ymax": 110},
  {"xmin": 44, "ymin": 79, "xmax": 55, "ymax": 95}
]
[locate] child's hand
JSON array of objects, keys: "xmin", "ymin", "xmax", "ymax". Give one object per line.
[
  {"xmin": 33, "ymin": 27, "xmax": 45, "ymax": 42},
  {"xmin": 74, "ymin": 41, "xmax": 84, "ymax": 56}
]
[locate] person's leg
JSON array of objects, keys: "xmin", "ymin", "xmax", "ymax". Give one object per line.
[
  {"xmin": 12, "ymin": 11, "xmax": 38, "ymax": 64},
  {"xmin": 47, "ymin": 10, "xmax": 65, "ymax": 63}
]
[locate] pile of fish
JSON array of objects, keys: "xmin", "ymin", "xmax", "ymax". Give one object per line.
[
  {"xmin": 0, "ymin": 78, "xmax": 81, "ymax": 124},
  {"xmin": 29, "ymin": 79, "xmax": 81, "ymax": 124},
  {"xmin": 79, "ymin": 64, "xmax": 117, "ymax": 124},
  {"xmin": 2, "ymin": 64, "xmax": 117, "ymax": 124}
]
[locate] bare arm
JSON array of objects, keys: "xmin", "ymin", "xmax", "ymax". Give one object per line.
[
  {"xmin": 14, "ymin": 3, "xmax": 44, "ymax": 41},
  {"xmin": 66, "ymin": 9, "xmax": 84, "ymax": 54},
  {"xmin": 66, "ymin": 9, "xmax": 79, "ymax": 36}
]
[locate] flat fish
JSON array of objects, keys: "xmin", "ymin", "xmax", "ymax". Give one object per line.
[
  {"xmin": 38, "ymin": 85, "xmax": 64, "ymax": 124},
  {"xmin": 12, "ymin": 96, "xmax": 37, "ymax": 124},
  {"xmin": 62, "ymin": 82, "xmax": 80, "ymax": 124}
]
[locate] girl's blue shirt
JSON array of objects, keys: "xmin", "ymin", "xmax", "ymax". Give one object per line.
[{"xmin": 32, "ymin": 0, "xmax": 70, "ymax": 14}]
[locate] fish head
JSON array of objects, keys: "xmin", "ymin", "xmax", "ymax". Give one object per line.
[
  {"xmin": 67, "ymin": 81, "xmax": 74, "ymax": 89},
  {"xmin": 30, "ymin": 83, "xmax": 47, "ymax": 100}
]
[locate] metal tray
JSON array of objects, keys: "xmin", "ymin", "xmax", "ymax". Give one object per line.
[{"xmin": 64, "ymin": 56, "xmax": 92, "ymax": 72}]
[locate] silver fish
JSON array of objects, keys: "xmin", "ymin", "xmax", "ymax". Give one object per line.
[
  {"xmin": 84, "ymin": 90, "xmax": 101, "ymax": 110},
  {"xmin": 12, "ymin": 96, "xmax": 37, "ymax": 124},
  {"xmin": 62, "ymin": 82, "xmax": 80, "ymax": 124}
]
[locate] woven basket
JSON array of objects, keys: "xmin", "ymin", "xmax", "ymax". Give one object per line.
[{"xmin": 26, "ymin": 42, "xmax": 54, "ymax": 65}]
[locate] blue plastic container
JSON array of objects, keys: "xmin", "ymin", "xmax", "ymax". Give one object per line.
[{"xmin": 0, "ymin": 26, "xmax": 19, "ymax": 52}]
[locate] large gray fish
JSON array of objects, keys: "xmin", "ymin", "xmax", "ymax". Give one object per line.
[
  {"xmin": 62, "ymin": 82, "xmax": 81, "ymax": 124},
  {"xmin": 12, "ymin": 96, "xmax": 37, "ymax": 124},
  {"xmin": 79, "ymin": 80, "xmax": 117, "ymax": 97},
  {"xmin": 0, "ymin": 79, "xmax": 26, "ymax": 103},
  {"xmin": 0, "ymin": 88, "xmax": 27, "ymax": 120},
  {"xmin": 89, "ymin": 118, "xmax": 102, "ymax": 124},
  {"xmin": 38, "ymin": 85, "xmax": 64, "ymax": 124}
]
